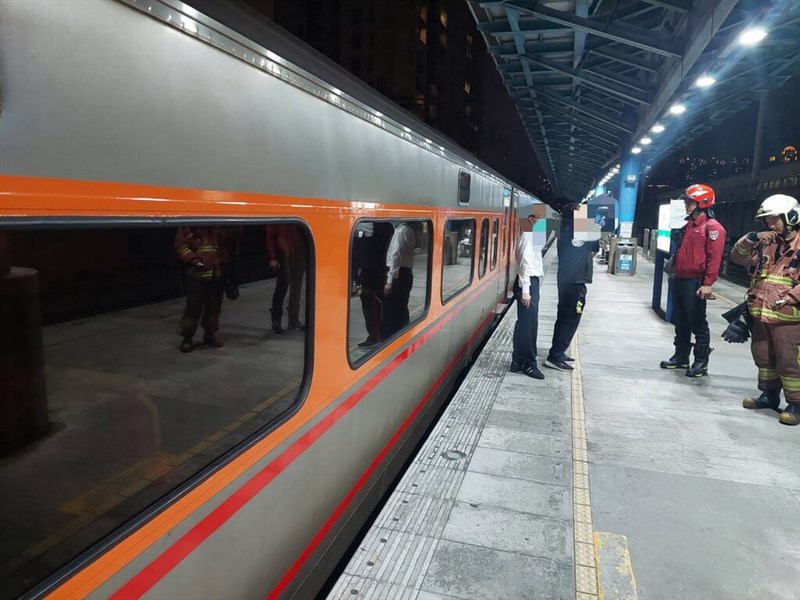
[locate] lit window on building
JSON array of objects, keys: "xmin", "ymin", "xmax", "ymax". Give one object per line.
[
  {"xmin": 440, "ymin": 32, "xmax": 447, "ymax": 47},
  {"xmin": 464, "ymin": 81, "xmax": 471, "ymax": 94},
  {"xmin": 782, "ymin": 145, "xmax": 797, "ymax": 162},
  {"xmin": 419, "ymin": 27, "xmax": 427, "ymax": 44},
  {"xmin": 769, "ymin": 155, "xmax": 777, "ymax": 163},
  {"xmin": 440, "ymin": 7, "xmax": 448, "ymax": 28}
]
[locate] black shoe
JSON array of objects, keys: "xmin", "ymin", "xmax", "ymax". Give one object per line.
[
  {"xmin": 685, "ymin": 348, "xmax": 713, "ymax": 378},
  {"xmin": 660, "ymin": 350, "xmax": 690, "ymax": 369},
  {"xmin": 779, "ymin": 404, "xmax": 800, "ymax": 426},
  {"xmin": 510, "ymin": 361, "xmax": 524, "ymax": 373},
  {"xmin": 358, "ymin": 338, "xmax": 378, "ymax": 348},
  {"xmin": 544, "ymin": 357, "xmax": 574, "ymax": 372},
  {"xmin": 522, "ymin": 363, "xmax": 545, "ymax": 380},
  {"xmin": 562, "ymin": 354, "xmax": 575, "ymax": 362},
  {"xmin": 179, "ymin": 337, "xmax": 194, "ymax": 353},
  {"xmin": 742, "ymin": 390, "xmax": 781, "ymax": 411}
]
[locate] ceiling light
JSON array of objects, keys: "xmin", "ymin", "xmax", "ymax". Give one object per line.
[
  {"xmin": 631, "ymin": 147, "xmax": 642, "ymax": 154},
  {"xmin": 651, "ymin": 123, "xmax": 665, "ymax": 133},
  {"xmin": 696, "ymin": 75, "xmax": 716, "ymax": 88},
  {"xmin": 640, "ymin": 137, "xmax": 653, "ymax": 145},
  {"xmin": 669, "ymin": 103, "xmax": 687, "ymax": 115},
  {"xmin": 739, "ymin": 27, "xmax": 768, "ymax": 46}
]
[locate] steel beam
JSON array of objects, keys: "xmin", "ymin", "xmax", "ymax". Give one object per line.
[
  {"xmin": 521, "ymin": 54, "xmax": 651, "ymax": 105},
  {"xmin": 520, "ymin": 90, "xmax": 630, "ymax": 133},
  {"xmin": 589, "ymin": 48, "xmax": 660, "ymax": 74},
  {"xmin": 639, "ymin": 0, "xmax": 691, "ymax": 13},
  {"xmin": 505, "ymin": 1, "xmax": 683, "ymax": 58}
]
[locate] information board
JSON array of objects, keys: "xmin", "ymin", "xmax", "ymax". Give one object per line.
[{"xmin": 657, "ymin": 203, "xmax": 671, "ymax": 252}]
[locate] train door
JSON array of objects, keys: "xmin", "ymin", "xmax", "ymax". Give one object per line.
[{"xmin": 502, "ymin": 186, "xmax": 513, "ymax": 296}]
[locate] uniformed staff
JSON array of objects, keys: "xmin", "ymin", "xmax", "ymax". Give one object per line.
[
  {"xmin": 730, "ymin": 194, "xmax": 800, "ymax": 426},
  {"xmin": 660, "ymin": 184, "xmax": 726, "ymax": 377}
]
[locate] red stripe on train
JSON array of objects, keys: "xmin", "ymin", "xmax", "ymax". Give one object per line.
[{"xmin": 110, "ymin": 276, "xmax": 500, "ymax": 600}]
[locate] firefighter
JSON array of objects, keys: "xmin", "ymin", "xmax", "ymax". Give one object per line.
[
  {"xmin": 175, "ymin": 226, "xmax": 238, "ymax": 353},
  {"xmin": 729, "ymin": 194, "xmax": 800, "ymax": 426},
  {"xmin": 659, "ymin": 184, "xmax": 726, "ymax": 377}
]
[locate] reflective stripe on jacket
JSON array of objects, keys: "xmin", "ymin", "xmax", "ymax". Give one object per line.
[{"xmin": 730, "ymin": 232, "xmax": 800, "ymax": 324}]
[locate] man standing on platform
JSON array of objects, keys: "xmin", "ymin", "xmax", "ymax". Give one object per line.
[
  {"xmin": 659, "ymin": 184, "xmax": 726, "ymax": 378},
  {"xmin": 544, "ymin": 203, "xmax": 599, "ymax": 372},
  {"xmin": 729, "ymin": 194, "xmax": 800, "ymax": 426},
  {"xmin": 511, "ymin": 211, "xmax": 545, "ymax": 379},
  {"xmin": 382, "ymin": 221, "xmax": 416, "ymax": 338}
]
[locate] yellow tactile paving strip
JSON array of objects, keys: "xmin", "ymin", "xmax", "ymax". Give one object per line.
[{"xmin": 570, "ymin": 336, "xmax": 600, "ymax": 599}]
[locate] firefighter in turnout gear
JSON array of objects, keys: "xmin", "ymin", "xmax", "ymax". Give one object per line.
[
  {"xmin": 660, "ymin": 184, "xmax": 727, "ymax": 377},
  {"xmin": 730, "ymin": 194, "xmax": 800, "ymax": 426},
  {"xmin": 175, "ymin": 226, "xmax": 239, "ymax": 353}
]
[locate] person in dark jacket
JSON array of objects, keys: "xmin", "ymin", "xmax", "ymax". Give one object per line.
[
  {"xmin": 544, "ymin": 204, "xmax": 599, "ymax": 372},
  {"xmin": 659, "ymin": 184, "xmax": 726, "ymax": 377},
  {"xmin": 354, "ymin": 221, "xmax": 395, "ymax": 347}
]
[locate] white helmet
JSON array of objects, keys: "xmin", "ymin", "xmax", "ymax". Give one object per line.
[{"xmin": 756, "ymin": 194, "xmax": 800, "ymax": 231}]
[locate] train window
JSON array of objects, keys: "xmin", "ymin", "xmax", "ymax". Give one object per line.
[
  {"xmin": 491, "ymin": 218, "xmax": 499, "ymax": 271},
  {"xmin": 478, "ymin": 218, "xmax": 489, "ymax": 278},
  {"xmin": 348, "ymin": 220, "xmax": 432, "ymax": 365},
  {"xmin": 458, "ymin": 170, "xmax": 471, "ymax": 204},
  {"xmin": 442, "ymin": 218, "xmax": 475, "ymax": 303},
  {"xmin": 0, "ymin": 222, "xmax": 311, "ymax": 598}
]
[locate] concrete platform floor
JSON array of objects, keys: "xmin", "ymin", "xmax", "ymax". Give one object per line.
[
  {"xmin": 329, "ymin": 249, "xmax": 799, "ymax": 600},
  {"xmin": 582, "ymin": 254, "xmax": 800, "ymax": 600}
]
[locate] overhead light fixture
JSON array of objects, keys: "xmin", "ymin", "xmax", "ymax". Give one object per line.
[
  {"xmin": 739, "ymin": 27, "xmax": 768, "ymax": 46},
  {"xmin": 669, "ymin": 103, "xmax": 687, "ymax": 115},
  {"xmin": 631, "ymin": 147, "xmax": 642, "ymax": 154},
  {"xmin": 651, "ymin": 123, "xmax": 665, "ymax": 133},
  {"xmin": 640, "ymin": 137, "xmax": 653, "ymax": 145},
  {"xmin": 696, "ymin": 75, "xmax": 716, "ymax": 88}
]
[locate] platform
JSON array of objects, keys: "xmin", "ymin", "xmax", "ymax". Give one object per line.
[{"xmin": 327, "ymin": 252, "xmax": 800, "ymax": 600}]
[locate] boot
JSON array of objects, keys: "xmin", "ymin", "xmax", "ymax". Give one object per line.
[
  {"xmin": 660, "ymin": 344, "xmax": 691, "ymax": 369},
  {"xmin": 271, "ymin": 309, "xmax": 284, "ymax": 334},
  {"xmin": 179, "ymin": 336, "xmax": 194, "ymax": 353},
  {"xmin": 203, "ymin": 332, "xmax": 224, "ymax": 348},
  {"xmin": 742, "ymin": 389, "xmax": 781, "ymax": 410},
  {"xmin": 779, "ymin": 403, "xmax": 800, "ymax": 426},
  {"xmin": 685, "ymin": 347, "xmax": 713, "ymax": 378}
]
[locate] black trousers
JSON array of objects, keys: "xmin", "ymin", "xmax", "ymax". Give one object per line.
[
  {"xmin": 359, "ymin": 267, "xmax": 386, "ymax": 342},
  {"xmin": 512, "ymin": 276, "xmax": 540, "ymax": 366},
  {"xmin": 382, "ymin": 267, "xmax": 413, "ymax": 338},
  {"xmin": 178, "ymin": 276, "xmax": 224, "ymax": 337},
  {"xmin": 550, "ymin": 283, "xmax": 586, "ymax": 359},
  {"xmin": 272, "ymin": 249, "xmax": 306, "ymax": 322},
  {"xmin": 672, "ymin": 277, "xmax": 710, "ymax": 358}
]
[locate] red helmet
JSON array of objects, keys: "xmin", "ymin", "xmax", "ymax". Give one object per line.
[{"xmin": 681, "ymin": 184, "xmax": 715, "ymax": 209}]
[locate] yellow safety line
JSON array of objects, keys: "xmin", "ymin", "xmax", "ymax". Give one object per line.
[{"xmin": 570, "ymin": 336, "xmax": 600, "ymax": 600}]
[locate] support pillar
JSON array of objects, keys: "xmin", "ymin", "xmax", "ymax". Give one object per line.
[{"xmin": 618, "ymin": 153, "xmax": 641, "ymax": 238}]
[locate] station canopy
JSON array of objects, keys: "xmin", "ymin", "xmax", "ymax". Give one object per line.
[{"xmin": 469, "ymin": 0, "xmax": 800, "ymax": 199}]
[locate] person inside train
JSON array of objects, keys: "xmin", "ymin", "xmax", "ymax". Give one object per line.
[
  {"xmin": 729, "ymin": 194, "xmax": 800, "ymax": 426},
  {"xmin": 382, "ymin": 221, "xmax": 417, "ymax": 338},
  {"xmin": 267, "ymin": 223, "xmax": 307, "ymax": 333},
  {"xmin": 354, "ymin": 221, "xmax": 395, "ymax": 348},
  {"xmin": 174, "ymin": 225, "xmax": 239, "ymax": 353},
  {"xmin": 511, "ymin": 210, "xmax": 546, "ymax": 379},
  {"xmin": 544, "ymin": 201, "xmax": 600, "ymax": 372},
  {"xmin": 659, "ymin": 184, "xmax": 726, "ymax": 377}
]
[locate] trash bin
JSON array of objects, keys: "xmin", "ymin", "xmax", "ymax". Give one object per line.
[{"xmin": 612, "ymin": 238, "xmax": 637, "ymax": 276}]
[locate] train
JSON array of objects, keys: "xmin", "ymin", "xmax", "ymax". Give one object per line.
[{"xmin": 0, "ymin": 1, "xmax": 552, "ymax": 598}]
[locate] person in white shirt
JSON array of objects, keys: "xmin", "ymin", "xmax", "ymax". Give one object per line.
[
  {"xmin": 511, "ymin": 213, "xmax": 545, "ymax": 379},
  {"xmin": 383, "ymin": 222, "xmax": 417, "ymax": 338}
]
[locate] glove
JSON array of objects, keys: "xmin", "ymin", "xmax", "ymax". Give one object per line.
[
  {"xmin": 721, "ymin": 320, "xmax": 750, "ymax": 344},
  {"xmin": 225, "ymin": 282, "xmax": 240, "ymax": 300}
]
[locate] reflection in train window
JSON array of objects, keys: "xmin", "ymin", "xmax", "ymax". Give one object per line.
[
  {"xmin": 0, "ymin": 222, "xmax": 311, "ymax": 599},
  {"xmin": 491, "ymin": 218, "xmax": 499, "ymax": 271},
  {"xmin": 478, "ymin": 218, "xmax": 489, "ymax": 279},
  {"xmin": 442, "ymin": 218, "xmax": 475, "ymax": 303},
  {"xmin": 348, "ymin": 220, "xmax": 431, "ymax": 365}
]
